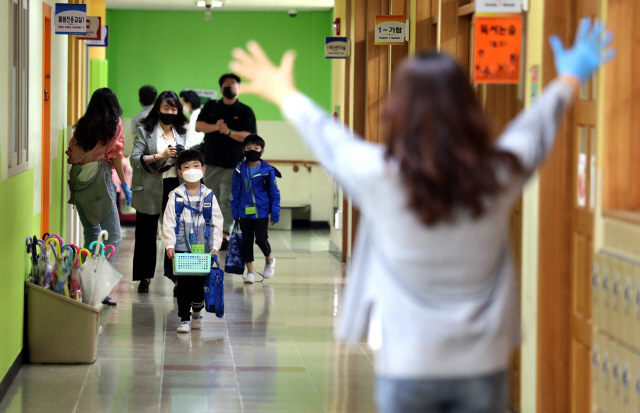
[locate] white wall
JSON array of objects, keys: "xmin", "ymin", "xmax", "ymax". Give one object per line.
[{"xmin": 258, "ymin": 120, "xmax": 333, "ymax": 223}]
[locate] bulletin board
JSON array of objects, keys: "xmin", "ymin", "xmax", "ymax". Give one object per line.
[{"xmin": 473, "ymin": 16, "xmax": 522, "ymax": 84}]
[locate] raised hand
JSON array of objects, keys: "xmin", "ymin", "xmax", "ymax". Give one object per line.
[
  {"xmin": 549, "ymin": 18, "xmax": 615, "ymax": 83},
  {"xmin": 230, "ymin": 41, "xmax": 298, "ymax": 108}
]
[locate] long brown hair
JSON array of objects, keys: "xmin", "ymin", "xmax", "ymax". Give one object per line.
[
  {"xmin": 383, "ymin": 52, "xmax": 523, "ymax": 226},
  {"xmin": 74, "ymin": 88, "xmax": 122, "ymax": 152}
]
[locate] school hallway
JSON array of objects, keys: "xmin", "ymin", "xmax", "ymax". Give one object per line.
[{"xmin": 0, "ymin": 228, "xmax": 382, "ymax": 413}]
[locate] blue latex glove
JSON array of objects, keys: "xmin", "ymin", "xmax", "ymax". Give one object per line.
[
  {"xmin": 120, "ymin": 183, "xmax": 132, "ymax": 206},
  {"xmin": 550, "ymin": 18, "xmax": 616, "ymax": 83}
]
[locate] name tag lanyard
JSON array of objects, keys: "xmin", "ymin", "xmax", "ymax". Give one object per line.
[
  {"xmin": 244, "ymin": 164, "xmax": 260, "ymax": 216},
  {"xmin": 185, "ymin": 184, "xmax": 204, "ymax": 248}
]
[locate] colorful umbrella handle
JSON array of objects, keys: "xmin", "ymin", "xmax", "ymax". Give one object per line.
[
  {"xmin": 104, "ymin": 245, "xmax": 115, "ymax": 260},
  {"xmin": 26, "ymin": 235, "xmax": 38, "ymax": 261},
  {"xmin": 46, "ymin": 238, "xmax": 61, "ymax": 260},
  {"xmin": 96, "ymin": 230, "xmax": 109, "ymax": 255},
  {"xmin": 89, "ymin": 241, "xmax": 105, "ymax": 258},
  {"xmin": 51, "ymin": 235, "xmax": 64, "ymax": 247},
  {"xmin": 79, "ymin": 249, "xmax": 91, "ymax": 265},
  {"xmin": 62, "ymin": 245, "xmax": 75, "ymax": 271},
  {"xmin": 67, "ymin": 244, "xmax": 80, "ymax": 266}
]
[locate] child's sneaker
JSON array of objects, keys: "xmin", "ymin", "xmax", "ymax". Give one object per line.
[
  {"xmin": 177, "ymin": 321, "xmax": 191, "ymax": 333},
  {"xmin": 191, "ymin": 311, "xmax": 203, "ymax": 329},
  {"xmin": 263, "ymin": 258, "xmax": 276, "ymax": 279},
  {"xmin": 244, "ymin": 272, "xmax": 255, "ymax": 284}
]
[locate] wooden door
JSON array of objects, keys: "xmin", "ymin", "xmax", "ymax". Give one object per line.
[
  {"xmin": 570, "ymin": 1, "xmax": 599, "ymax": 412},
  {"xmin": 41, "ymin": 4, "xmax": 51, "ymax": 233}
]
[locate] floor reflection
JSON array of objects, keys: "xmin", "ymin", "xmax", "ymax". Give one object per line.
[{"xmin": 0, "ymin": 229, "xmax": 377, "ymax": 413}]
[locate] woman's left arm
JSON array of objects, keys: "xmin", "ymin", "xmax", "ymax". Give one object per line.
[
  {"xmin": 112, "ymin": 157, "xmax": 126, "ymax": 183},
  {"xmin": 229, "ymin": 43, "xmax": 383, "ymax": 199},
  {"xmin": 106, "ymin": 119, "xmax": 127, "ymax": 183}
]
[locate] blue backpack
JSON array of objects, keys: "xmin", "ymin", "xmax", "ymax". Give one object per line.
[{"xmin": 204, "ymin": 255, "xmax": 224, "ymax": 318}]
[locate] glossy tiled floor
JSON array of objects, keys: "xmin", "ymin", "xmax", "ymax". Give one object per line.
[{"xmin": 0, "ymin": 228, "xmax": 378, "ymax": 413}]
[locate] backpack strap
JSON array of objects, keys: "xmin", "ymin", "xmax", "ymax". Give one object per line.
[
  {"xmin": 202, "ymin": 192, "xmax": 215, "ymax": 239},
  {"xmin": 174, "ymin": 193, "xmax": 185, "ymax": 235}
]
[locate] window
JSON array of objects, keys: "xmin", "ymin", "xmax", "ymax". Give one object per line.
[{"xmin": 9, "ymin": 0, "xmax": 29, "ymax": 175}]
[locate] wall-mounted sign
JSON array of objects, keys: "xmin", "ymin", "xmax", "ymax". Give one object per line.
[
  {"xmin": 86, "ymin": 25, "xmax": 108, "ymax": 47},
  {"xmin": 190, "ymin": 89, "xmax": 219, "ymax": 102},
  {"xmin": 374, "ymin": 15, "xmax": 406, "ymax": 45},
  {"xmin": 473, "ymin": 16, "xmax": 522, "ymax": 84},
  {"xmin": 77, "ymin": 16, "xmax": 101, "ymax": 41},
  {"xmin": 475, "ymin": 0, "xmax": 522, "ymax": 14},
  {"xmin": 325, "ymin": 37, "xmax": 349, "ymax": 59},
  {"xmin": 55, "ymin": 3, "xmax": 87, "ymax": 35}
]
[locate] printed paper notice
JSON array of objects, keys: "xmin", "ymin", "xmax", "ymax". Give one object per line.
[{"xmin": 473, "ymin": 16, "xmax": 522, "ymax": 84}]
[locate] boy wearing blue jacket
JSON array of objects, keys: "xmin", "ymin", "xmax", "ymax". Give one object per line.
[{"xmin": 231, "ymin": 135, "xmax": 281, "ymax": 283}]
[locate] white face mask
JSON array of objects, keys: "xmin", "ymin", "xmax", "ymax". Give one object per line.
[
  {"xmin": 183, "ymin": 105, "xmax": 190, "ymax": 115},
  {"xmin": 182, "ymin": 168, "xmax": 203, "ymax": 183}
]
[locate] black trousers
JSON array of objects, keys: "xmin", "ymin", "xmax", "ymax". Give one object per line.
[
  {"xmin": 132, "ymin": 178, "xmax": 179, "ymax": 281},
  {"xmin": 239, "ymin": 218, "xmax": 271, "ymax": 263},
  {"xmin": 176, "ymin": 250, "xmax": 206, "ymax": 321}
]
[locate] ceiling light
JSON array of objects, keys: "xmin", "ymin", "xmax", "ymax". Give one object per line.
[
  {"xmin": 197, "ymin": 1, "xmax": 205, "ymax": 6},
  {"xmin": 212, "ymin": 1, "xmax": 223, "ymax": 7}
]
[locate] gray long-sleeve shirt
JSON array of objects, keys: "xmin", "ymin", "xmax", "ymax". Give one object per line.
[{"xmin": 281, "ymin": 80, "xmax": 574, "ymax": 378}]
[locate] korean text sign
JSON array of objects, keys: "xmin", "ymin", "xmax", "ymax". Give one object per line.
[
  {"xmin": 86, "ymin": 26, "xmax": 108, "ymax": 47},
  {"xmin": 325, "ymin": 37, "xmax": 349, "ymax": 59},
  {"xmin": 55, "ymin": 3, "xmax": 87, "ymax": 35},
  {"xmin": 77, "ymin": 16, "xmax": 102, "ymax": 41},
  {"xmin": 375, "ymin": 15, "xmax": 405, "ymax": 45},
  {"xmin": 473, "ymin": 16, "xmax": 522, "ymax": 84}
]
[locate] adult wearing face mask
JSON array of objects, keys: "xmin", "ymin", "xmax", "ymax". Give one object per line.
[
  {"xmin": 196, "ymin": 73, "xmax": 257, "ymax": 249},
  {"xmin": 130, "ymin": 91, "xmax": 189, "ymax": 293}
]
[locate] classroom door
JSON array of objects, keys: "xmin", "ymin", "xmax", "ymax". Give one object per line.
[
  {"xmin": 41, "ymin": 4, "xmax": 51, "ymax": 233},
  {"xmin": 570, "ymin": 0, "xmax": 599, "ymax": 411}
]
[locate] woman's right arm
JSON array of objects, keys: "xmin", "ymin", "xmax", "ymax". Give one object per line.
[
  {"xmin": 495, "ymin": 77, "xmax": 577, "ymax": 172},
  {"xmin": 497, "ymin": 18, "xmax": 614, "ymax": 173},
  {"xmin": 130, "ymin": 129, "xmax": 174, "ymax": 169},
  {"xmin": 129, "ymin": 130, "xmax": 148, "ymax": 171}
]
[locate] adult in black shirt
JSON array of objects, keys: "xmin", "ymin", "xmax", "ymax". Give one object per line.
[{"xmin": 196, "ymin": 73, "xmax": 257, "ymax": 242}]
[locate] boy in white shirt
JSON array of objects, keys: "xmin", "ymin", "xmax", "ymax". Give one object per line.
[{"xmin": 163, "ymin": 149, "xmax": 223, "ymax": 333}]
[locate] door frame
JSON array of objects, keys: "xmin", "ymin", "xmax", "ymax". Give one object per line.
[{"xmin": 41, "ymin": 3, "xmax": 51, "ymax": 233}]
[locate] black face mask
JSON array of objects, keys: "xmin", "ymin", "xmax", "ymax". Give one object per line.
[
  {"xmin": 244, "ymin": 150, "xmax": 262, "ymax": 162},
  {"xmin": 223, "ymin": 86, "xmax": 237, "ymax": 99},
  {"xmin": 158, "ymin": 112, "xmax": 177, "ymax": 126}
]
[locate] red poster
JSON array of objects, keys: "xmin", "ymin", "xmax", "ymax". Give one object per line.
[{"xmin": 473, "ymin": 16, "xmax": 522, "ymax": 84}]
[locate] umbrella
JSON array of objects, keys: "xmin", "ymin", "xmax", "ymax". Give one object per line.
[
  {"xmin": 43, "ymin": 238, "xmax": 62, "ymax": 290},
  {"xmin": 80, "ymin": 231, "xmax": 122, "ymax": 307},
  {"xmin": 54, "ymin": 246, "xmax": 74, "ymax": 297},
  {"xmin": 67, "ymin": 244, "xmax": 86, "ymax": 301},
  {"xmin": 25, "ymin": 235, "xmax": 40, "ymax": 284}
]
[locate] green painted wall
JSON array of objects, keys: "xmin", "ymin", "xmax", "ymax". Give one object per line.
[
  {"xmin": 0, "ymin": 130, "xmax": 67, "ymax": 382},
  {"xmin": 106, "ymin": 10, "xmax": 333, "ymax": 120},
  {"xmin": 90, "ymin": 59, "xmax": 109, "ymax": 97}
]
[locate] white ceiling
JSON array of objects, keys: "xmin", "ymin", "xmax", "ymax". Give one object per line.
[{"xmin": 106, "ymin": 0, "xmax": 334, "ymax": 12}]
